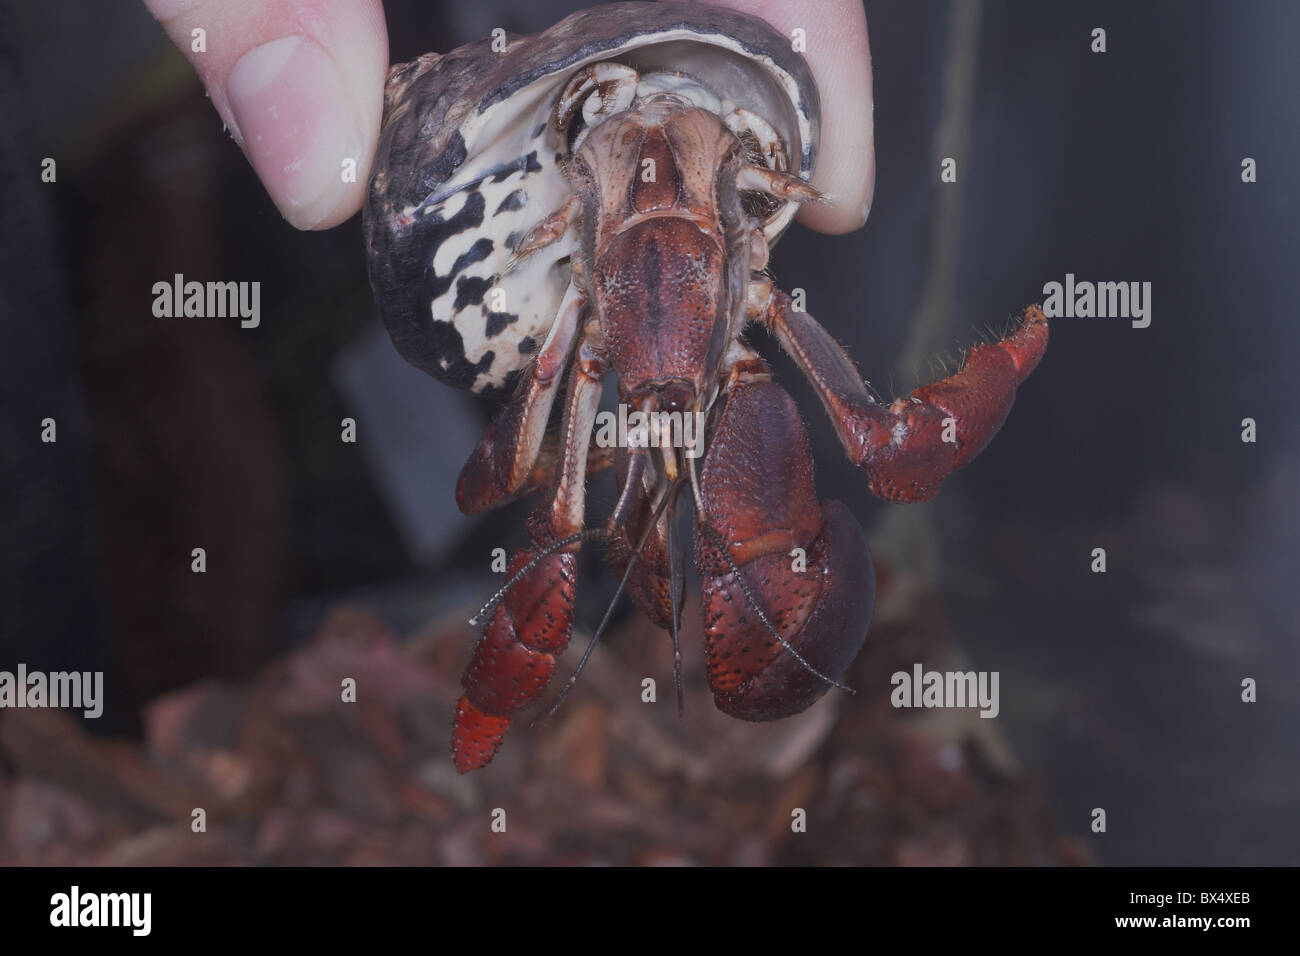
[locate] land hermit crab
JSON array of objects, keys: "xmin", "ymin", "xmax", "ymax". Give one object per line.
[{"xmin": 364, "ymin": 1, "xmax": 1048, "ymax": 772}]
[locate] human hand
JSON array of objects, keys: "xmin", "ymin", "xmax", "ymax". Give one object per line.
[
  {"xmin": 143, "ymin": 0, "xmax": 872, "ymax": 235},
  {"xmin": 142, "ymin": 0, "xmax": 388, "ymax": 230}
]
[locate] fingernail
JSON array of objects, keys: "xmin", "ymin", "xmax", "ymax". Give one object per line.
[{"xmin": 227, "ymin": 35, "xmax": 360, "ymax": 229}]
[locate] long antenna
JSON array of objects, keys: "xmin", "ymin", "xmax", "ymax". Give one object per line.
[
  {"xmin": 533, "ymin": 481, "xmax": 679, "ymax": 725},
  {"xmin": 468, "ymin": 526, "xmax": 608, "ymax": 628},
  {"xmin": 666, "ymin": 498, "xmax": 685, "ymax": 716}
]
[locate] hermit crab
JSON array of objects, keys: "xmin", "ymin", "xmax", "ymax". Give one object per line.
[{"xmin": 364, "ymin": 1, "xmax": 1047, "ymax": 772}]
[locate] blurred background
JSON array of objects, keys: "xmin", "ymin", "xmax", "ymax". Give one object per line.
[{"xmin": 1, "ymin": 0, "xmax": 1296, "ymax": 865}]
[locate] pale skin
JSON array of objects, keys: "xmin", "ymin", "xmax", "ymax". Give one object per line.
[{"xmin": 142, "ymin": 0, "xmax": 874, "ymax": 234}]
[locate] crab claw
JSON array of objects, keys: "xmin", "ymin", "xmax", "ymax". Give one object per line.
[
  {"xmin": 694, "ymin": 377, "xmax": 875, "ymax": 720},
  {"xmin": 761, "ymin": 293, "xmax": 1049, "ymax": 503},
  {"xmin": 452, "ymin": 514, "xmax": 578, "ymax": 772}
]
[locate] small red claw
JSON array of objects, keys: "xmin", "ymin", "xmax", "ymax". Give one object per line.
[{"xmin": 450, "ymin": 528, "xmax": 579, "ymax": 772}]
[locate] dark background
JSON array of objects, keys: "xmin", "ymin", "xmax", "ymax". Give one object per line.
[{"xmin": 2, "ymin": 0, "xmax": 1297, "ymax": 865}]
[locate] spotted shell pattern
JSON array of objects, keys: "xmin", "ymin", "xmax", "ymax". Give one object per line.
[{"xmin": 364, "ymin": 1, "xmax": 820, "ymax": 398}]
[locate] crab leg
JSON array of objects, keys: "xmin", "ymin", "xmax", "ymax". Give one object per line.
[
  {"xmin": 508, "ymin": 440, "xmax": 614, "ymax": 509},
  {"xmin": 751, "ymin": 280, "xmax": 1048, "ymax": 502},
  {"xmin": 606, "ymin": 447, "xmax": 677, "ymax": 629},
  {"xmin": 456, "ymin": 282, "xmax": 584, "ymax": 515},
  {"xmin": 507, "ymin": 195, "xmax": 581, "ymax": 265},
  {"xmin": 452, "ymin": 336, "xmax": 606, "ymax": 772}
]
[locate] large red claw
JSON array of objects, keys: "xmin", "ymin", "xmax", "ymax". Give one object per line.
[
  {"xmin": 701, "ymin": 500, "xmax": 874, "ymax": 719},
  {"xmin": 695, "ymin": 379, "xmax": 875, "ymax": 721}
]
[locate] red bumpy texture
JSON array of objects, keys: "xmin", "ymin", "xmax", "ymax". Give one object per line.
[
  {"xmin": 695, "ymin": 378, "xmax": 875, "ymax": 720},
  {"xmin": 451, "ymin": 526, "xmax": 578, "ymax": 772}
]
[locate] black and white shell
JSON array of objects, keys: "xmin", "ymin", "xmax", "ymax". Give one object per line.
[{"xmin": 363, "ymin": 1, "xmax": 820, "ymax": 399}]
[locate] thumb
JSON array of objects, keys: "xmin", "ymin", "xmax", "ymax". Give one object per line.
[{"xmin": 144, "ymin": 0, "xmax": 388, "ymax": 230}]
